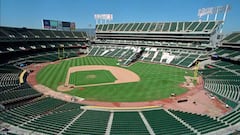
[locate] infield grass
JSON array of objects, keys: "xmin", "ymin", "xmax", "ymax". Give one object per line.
[
  {"xmin": 69, "ymin": 70, "xmax": 116, "ymax": 85},
  {"xmin": 37, "ymin": 56, "xmax": 193, "ymax": 102}
]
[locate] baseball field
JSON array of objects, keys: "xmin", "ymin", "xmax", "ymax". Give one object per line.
[{"xmin": 36, "ymin": 56, "xmax": 193, "ymax": 102}]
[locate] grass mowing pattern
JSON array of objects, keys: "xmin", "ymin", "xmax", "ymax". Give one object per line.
[
  {"xmin": 37, "ymin": 56, "xmax": 193, "ymax": 102},
  {"xmin": 69, "ymin": 70, "xmax": 116, "ymax": 85}
]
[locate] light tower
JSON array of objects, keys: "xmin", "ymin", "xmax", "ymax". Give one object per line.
[
  {"xmin": 198, "ymin": 4, "xmax": 231, "ymax": 33},
  {"xmin": 94, "ymin": 14, "xmax": 113, "ymax": 25}
]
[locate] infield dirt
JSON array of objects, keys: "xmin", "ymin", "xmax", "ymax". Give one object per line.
[{"xmin": 57, "ymin": 65, "xmax": 140, "ymax": 91}]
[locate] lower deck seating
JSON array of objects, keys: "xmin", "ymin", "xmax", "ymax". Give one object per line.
[
  {"xmin": 152, "ymin": 51, "xmax": 163, "ymax": 62},
  {"xmin": 0, "ymin": 65, "xmax": 21, "ymax": 73},
  {"xmin": 212, "ymin": 48, "xmax": 240, "ymax": 61},
  {"xmin": 21, "ymin": 109, "xmax": 83, "ymax": 135},
  {"xmin": 0, "ymin": 73, "xmax": 19, "ymax": 87},
  {"xmin": 141, "ymin": 50, "xmax": 156, "ymax": 61},
  {"xmin": 88, "ymin": 46, "xmax": 140, "ymax": 66},
  {"xmin": 88, "ymin": 45, "xmax": 202, "ymax": 67},
  {"xmin": 204, "ymin": 79, "xmax": 240, "ymax": 102},
  {"xmin": 110, "ymin": 112, "xmax": 149, "ymax": 134},
  {"xmin": 178, "ymin": 54, "xmax": 199, "ymax": 67},
  {"xmin": 0, "ymin": 88, "xmax": 41, "ymax": 104},
  {"xmin": 0, "ymin": 67, "xmax": 42, "ymax": 105},
  {"xmin": 200, "ymin": 61, "xmax": 240, "ymax": 108},
  {"xmin": 63, "ymin": 110, "xmax": 110, "ymax": 135},
  {"xmin": 0, "ymin": 97, "xmax": 65, "ymax": 126},
  {"xmin": 143, "ymin": 109, "xmax": 194, "ymax": 135},
  {"xmin": 0, "ymin": 99, "xmax": 237, "ymax": 135},
  {"xmin": 169, "ymin": 110, "xmax": 228, "ymax": 134},
  {"xmin": 53, "ymin": 102, "xmax": 83, "ymax": 112},
  {"xmin": 220, "ymin": 107, "xmax": 240, "ymax": 125}
]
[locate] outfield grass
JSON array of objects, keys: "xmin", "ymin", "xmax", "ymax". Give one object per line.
[
  {"xmin": 69, "ymin": 70, "xmax": 116, "ymax": 85},
  {"xmin": 37, "ymin": 56, "xmax": 193, "ymax": 102}
]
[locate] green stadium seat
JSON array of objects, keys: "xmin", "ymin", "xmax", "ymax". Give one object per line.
[
  {"xmin": 143, "ymin": 109, "xmax": 194, "ymax": 135},
  {"xmin": 169, "ymin": 110, "xmax": 228, "ymax": 134},
  {"xmin": 63, "ymin": 110, "xmax": 110, "ymax": 135},
  {"xmin": 110, "ymin": 112, "xmax": 149, "ymax": 134}
]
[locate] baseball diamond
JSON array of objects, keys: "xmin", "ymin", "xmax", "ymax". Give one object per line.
[
  {"xmin": 68, "ymin": 70, "xmax": 117, "ymax": 86},
  {"xmin": 37, "ymin": 56, "xmax": 192, "ymax": 102}
]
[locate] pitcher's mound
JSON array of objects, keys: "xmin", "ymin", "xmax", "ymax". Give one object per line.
[
  {"xmin": 79, "ymin": 87, "xmax": 85, "ymax": 90},
  {"xmin": 86, "ymin": 75, "xmax": 96, "ymax": 79}
]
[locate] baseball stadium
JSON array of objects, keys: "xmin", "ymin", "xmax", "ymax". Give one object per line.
[{"xmin": 0, "ymin": 1, "xmax": 240, "ymax": 135}]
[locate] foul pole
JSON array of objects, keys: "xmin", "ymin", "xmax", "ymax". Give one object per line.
[
  {"xmin": 58, "ymin": 47, "xmax": 65, "ymax": 60},
  {"xmin": 194, "ymin": 61, "xmax": 199, "ymax": 81}
]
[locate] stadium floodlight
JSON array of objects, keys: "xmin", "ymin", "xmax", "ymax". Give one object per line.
[
  {"xmin": 94, "ymin": 14, "xmax": 113, "ymax": 24},
  {"xmin": 198, "ymin": 4, "xmax": 230, "ymax": 21},
  {"xmin": 198, "ymin": 4, "xmax": 230, "ymax": 33}
]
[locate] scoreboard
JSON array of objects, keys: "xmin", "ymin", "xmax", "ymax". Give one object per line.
[{"xmin": 43, "ymin": 19, "xmax": 76, "ymax": 31}]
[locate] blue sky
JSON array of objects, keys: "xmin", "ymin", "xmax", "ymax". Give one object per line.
[{"xmin": 0, "ymin": 0, "xmax": 239, "ymax": 34}]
